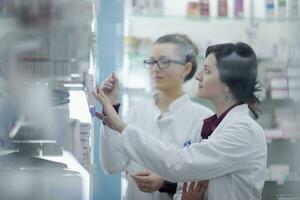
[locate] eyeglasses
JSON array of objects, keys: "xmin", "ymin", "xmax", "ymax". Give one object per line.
[{"xmin": 143, "ymin": 57, "xmax": 186, "ymax": 70}]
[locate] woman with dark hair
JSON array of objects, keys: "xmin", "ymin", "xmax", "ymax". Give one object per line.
[
  {"xmin": 95, "ymin": 42, "xmax": 267, "ymax": 200},
  {"xmin": 98, "ymin": 34, "xmax": 212, "ymax": 200}
]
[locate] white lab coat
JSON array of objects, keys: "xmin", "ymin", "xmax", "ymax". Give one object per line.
[
  {"xmin": 100, "ymin": 94, "xmax": 213, "ymax": 200},
  {"xmin": 116, "ymin": 104, "xmax": 267, "ymax": 200}
]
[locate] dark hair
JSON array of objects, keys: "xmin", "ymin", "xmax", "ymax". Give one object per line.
[
  {"xmin": 205, "ymin": 42, "xmax": 261, "ymax": 119},
  {"xmin": 154, "ymin": 34, "xmax": 198, "ymax": 81}
]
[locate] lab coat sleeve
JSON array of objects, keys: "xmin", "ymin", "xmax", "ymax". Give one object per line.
[
  {"xmin": 119, "ymin": 122, "xmax": 254, "ymax": 182},
  {"xmin": 100, "ymin": 125, "xmax": 131, "ymax": 174},
  {"xmin": 173, "ymin": 183, "xmax": 183, "ymax": 200},
  {"xmin": 100, "ymin": 103, "xmax": 138, "ymax": 174}
]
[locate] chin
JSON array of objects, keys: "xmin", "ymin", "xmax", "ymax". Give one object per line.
[
  {"xmin": 153, "ymin": 83, "xmax": 164, "ymax": 90},
  {"xmin": 196, "ymin": 91, "xmax": 207, "ymax": 98}
]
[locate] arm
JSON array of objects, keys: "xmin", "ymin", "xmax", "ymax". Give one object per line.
[
  {"xmin": 99, "ymin": 125, "xmax": 130, "ymax": 174},
  {"xmin": 119, "ymin": 122, "xmax": 254, "ymax": 182},
  {"xmin": 93, "ymin": 86, "xmax": 255, "ymax": 182},
  {"xmin": 130, "ymin": 170, "xmax": 177, "ymax": 195},
  {"xmin": 97, "ymin": 73, "xmax": 131, "ymax": 174},
  {"xmin": 159, "ymin": 181, "xmax": 177, "ymax": 195}
]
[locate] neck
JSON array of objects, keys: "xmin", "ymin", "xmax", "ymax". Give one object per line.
[
  {"xmin": 155, "ymin": 87, "xmax": 184, "ymax": 112},
  {"xmin": 211, "ymin": 97, "xmax": 238, "ymax": 118}
]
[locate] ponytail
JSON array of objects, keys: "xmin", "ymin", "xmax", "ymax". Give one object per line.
[{"xmin": 241, "ymin": 81, "xmax": 261, "ymax": 119}]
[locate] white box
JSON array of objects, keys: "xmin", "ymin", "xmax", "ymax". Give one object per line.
[{"xmin": 270, "ymin": 164, "xmax": 290, "ymax": 184}]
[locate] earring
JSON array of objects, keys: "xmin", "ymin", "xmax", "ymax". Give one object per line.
[{"xmin": 224, "ymin": 94, "xmax": 230, "ymax": 101}]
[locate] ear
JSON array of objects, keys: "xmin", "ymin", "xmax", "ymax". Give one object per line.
[
  {"xmin": 183, "ymin": 62, "xmax": 193, "ymax": 78},
  {"xmin": 223, "ymin": 83, "xmax": 230, "ymax": 93}
]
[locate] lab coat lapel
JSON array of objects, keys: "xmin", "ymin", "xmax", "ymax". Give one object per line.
[{"xmin": 209, "ymin": 104, "xmax": 249, "ymax": 137}]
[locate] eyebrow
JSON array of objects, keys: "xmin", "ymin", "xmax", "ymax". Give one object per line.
[
  {"xmin": 158, "ymin": 56, "xmax": 168, "ymax": 59},
  {"xmin": 149, "ymin": 56, "xmax": 168, "ymax": 60}
]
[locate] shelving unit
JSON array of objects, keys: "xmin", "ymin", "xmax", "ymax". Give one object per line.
[
  {"xmin": 0, "ymin": 1, "xmax": 93, "ymax": 200},
  {"xmin": 124, "ymin": 16, "xmax": 300, "ymax": 109},
  {"xmin": 124, "ymin": 0, "xmax": 300, "ymax": 199},
  {"xmin": 130, "ymin": 13, "xmax": 300, "ymax": 21}
]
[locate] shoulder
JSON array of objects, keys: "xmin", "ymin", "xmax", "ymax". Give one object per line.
[
  {"xmin": 123, "ymin": 99, "xmax": 155, "ymax": 121},
  {"xmin": 223, "ymin": 113, "xmax": 264, "ymax": 137},
  {"xmin": 127, "ymin": 99, "xmax": 153, "ymax": 112},
  {"xmin": 240, "ymin": 113, "xmax": 263, "ymax": 132}
]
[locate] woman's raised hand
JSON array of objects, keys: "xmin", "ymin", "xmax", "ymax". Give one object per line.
[
  {"xmin": 93, "ymin": 86, "xmax": 126, "ymax": 133},
  {"xmin": 101, "ymin": 72, "xmax": 120, "ymax": 105}
]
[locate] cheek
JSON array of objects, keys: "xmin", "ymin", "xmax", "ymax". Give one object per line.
[
  {"xmin": 201, "ymin": 76, "xmax": 223, "ymax": 96},
  {"xmin": 165, "ymin": 69, "xmax": 183, "ymax": 81},
  {"xmin": 149, "ymin": 68, "xmax": 160, "ymax": 80},
  {"xmin": 149, "ymin": 69, "xmax": 154, "ymax": 76},
  {"xmin": 204, "ymin": 78, "xmax": 217, "ymax": 90}
]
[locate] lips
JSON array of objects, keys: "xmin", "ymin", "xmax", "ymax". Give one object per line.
[{"xmin": 152, "ymin": 75, "xmax": 164, "ymax": 80}]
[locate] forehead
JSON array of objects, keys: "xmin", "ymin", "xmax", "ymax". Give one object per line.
[
  {"xmin": 204, "ymin": 53, "xmax": 217, "ymax": 68},
  {"xmin": 150, "ymin": 43, "xmax": 179, "ymax": 57}
]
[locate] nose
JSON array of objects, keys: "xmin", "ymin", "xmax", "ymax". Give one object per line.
[
  {"xmin": 195, "ymin": 70, "xmax": 203, "ymax": 82},
  {"xmin": 150, "ymin": 62, "xmax": 161, "ymax": 74},
  {"xmin": 152, "ymin": 61, "xmax": 161, "ymax": 71}
]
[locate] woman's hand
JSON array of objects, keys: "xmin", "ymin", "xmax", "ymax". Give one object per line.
[
  {"xmin": 181, "ymin": 180, "xmax": 209, "ymax": 200},
  {"xmin": 93, "ymin": 87, "xmax": 126, "ymax": 133},
  {"xmin": 131, "ymin": 170, "xmax": 165, "ymax": 193},
  {"xmin": 101, "ymin": 72, "xmax": 120, "ymax": 105}
]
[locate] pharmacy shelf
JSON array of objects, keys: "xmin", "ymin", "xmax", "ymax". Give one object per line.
[
  {"xmin": 127, "ymin": 14, "xmax": 299, "ymax": 62},
  {"xmin": 130, "ymin": 14, "xmax": 300, "ymax": 22},
  {"xmin": 266, "ymin": 137, "xmax": 299, "ymax": 144},
  {"xmin": 266, "ymin": 180, "xmax": 300, "ymax": 184},
  {"xmin": 263, "ymin": 181, "xmax": 300, "ymax": 199},
  {"xmin": 0, "ymin": 13, "xmax": 13, "ymax": 18}
]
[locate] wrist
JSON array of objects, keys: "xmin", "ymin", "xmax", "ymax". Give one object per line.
[
  {"xmin": 116, "ymin": 122, "xmax": 127, "ymax": 133},
  {"xmin": 111, "ymin": 101, "xmax": 120, "ymax": 105},
  {"xmin": 158, "ymin": 179, "xmax": 165, "ymax": 189},
  {"xmin": 159, "ymin": 180, "xmax": 166, "ymax": 190},
  {"xmin": 159, "ymin": 181, "xmax": 177, "ymax": 195},
  {"xmin": 110, "ymin": 96, "xmax": 120, "ymax": 105}
]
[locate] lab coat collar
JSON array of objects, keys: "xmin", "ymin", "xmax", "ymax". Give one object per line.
[
  {"xmin": 168, "ymin": 93, "xmax": 189, "ymax": 113},
  {"xmin": 201, "ymin": 102, "xmax": 241, "ymax": 139},
  {"xmin": 151, "ymin": 93, "xmax": 189, "ymax": 120},
  {"xmin": 210, "ymin": 104, "xmax": 249, "ymax": 135}
]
